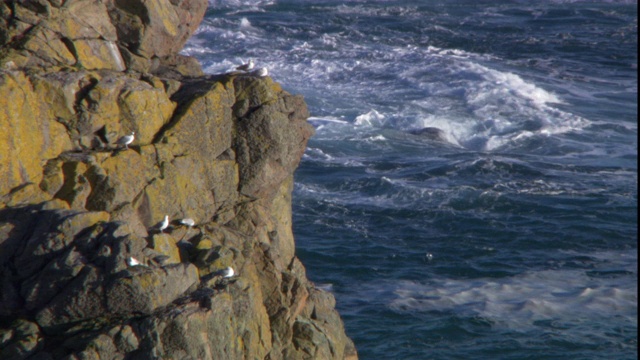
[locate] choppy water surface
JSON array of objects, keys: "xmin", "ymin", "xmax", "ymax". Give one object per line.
[{"xmin": 184, "ymin": 1, "xmax": 637, "ymax": 358}]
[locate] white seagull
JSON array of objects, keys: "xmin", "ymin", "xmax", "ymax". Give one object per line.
[
  {"xmin": 126, "ymin": 256, "xmax": 142, "ymax": 267},
  {"xmin": 116, "ymin": 131, "xmax": 135, "ymax": 149},
  {"xmin": 222, "ymin": 266, "xmax": 235, "ymax": 278},
  {"xmin": 179, "ymin": 218, "xmax": 195, "ymax": 227},
  {"xmin": 236, "ymin": 59, "xmax": 254, "ymax": 72},
  {"xmin": 250, "ymin": 67, "xmax": 268, "ymax": 77},
  {"xmin": 159, "ymin": 215, "xmax": 169, "ymax": 232}
]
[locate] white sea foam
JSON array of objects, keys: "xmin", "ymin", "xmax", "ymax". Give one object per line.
[
  {"xmin": 303, "ymin": 147, "xmax": 334, "ymax": 161},
  {"xmin": 294, "ymin": 182, "xmax": 331, "ymax": 196},
  {"xmin": 296, "ymin": 42, "xmax": 590, "ymax": 151},
  {"xmin": 354, "ymin": 110, "xmax": 385, "ymax": 127},
  {"xmin": 334, "ymin": 4, "xmax": 420, "ymax": 18},
  {"xmin": 185, "ymin": 0, "xmax": 620, "ymax": 156},
  {"xmin": 404, "ymin": 51, "xmax": 591, "ymax": 150},
  {"xmin": 300, "ymin": 150, "xmax": 635, "ymax": 212},
  {"xmin": 298, "ymin": 173, "xmax": 455, "ymax": 211},
  {"xmin": 316, "ymin": 283, "xmax": 334, "ymax": 292},
  {"xmin": 464, "ymin": 62, "xmax": 563, "ymax": 106},
  {"xmin": 239, "ymin": 17, "xmax": 252, "ymax": 28},
  {"xmin": 388, "ymin": 250, "xmax": 637, "ymax": 330},
  {"xmin": 207, "ymin": 0, "xmax": 274, "ymax": 10},
  {"xmin": 360, "ymin": 134, "xmax": 388, "ymax": 144},
  {"xmin": 308, "ymin": 116, "xmax": 349, "ymax": 126},
  {"xmin": 302, "ymin": 147, "xmax": 365, "ymax": 167},
  {"xmin": 412, "ymin": 115, "xmax": 467, "ymax": 147}
]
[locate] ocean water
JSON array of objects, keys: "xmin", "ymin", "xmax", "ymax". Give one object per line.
[{"xmin": 183, "ymin": 1, "xmax": 637, "ymax": 358}]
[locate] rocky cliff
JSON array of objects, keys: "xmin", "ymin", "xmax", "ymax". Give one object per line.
[{"xmin": 0, "ymin": 1, "xmax": 358, "ymax": 359}]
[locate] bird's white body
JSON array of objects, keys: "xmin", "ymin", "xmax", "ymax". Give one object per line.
[
  {"xmin": 179, "ymin": 218, "xmax": 195, "ymax": 227},
  {"xmin": 236, "ymin": 59, "xmax": 255, "ymax": 71},
  {"xmin": 127, "ymin": 257, "xmax": 141, "ymax": 266},
  {"xmin": 252, "ymin": 67, "xmax": 268, "ymax": 77},
  {"xmin": 222, "ymin": 266, "xmax": 235, "ymax": 278},
  {"xmin": 159, "ymin": 215, "xmax": 169, "ymax": 232},
  {"xmin": 116, "ymin": 131, "xmax": 135, "ymax": 149}
]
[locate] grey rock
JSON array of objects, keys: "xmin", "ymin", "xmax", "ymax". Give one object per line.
[{"xmin": 407, "ymin": 126, "xmax": 448, "ymax": 142}]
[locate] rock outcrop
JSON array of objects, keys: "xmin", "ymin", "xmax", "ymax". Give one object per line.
[
  {"xmin": 0, "ymin": 1, "xmax": 358, "ymax": 359},
  {"xmin": 407, "ymin": 127, "xmax": 447, "ymax": 142}
]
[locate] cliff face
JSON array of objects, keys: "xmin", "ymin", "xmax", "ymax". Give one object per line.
[{"xmin": 0, "ymin": 1, "xmax": 358, "ymax": 359}]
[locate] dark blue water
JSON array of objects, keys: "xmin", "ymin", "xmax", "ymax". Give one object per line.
[{"xmin": 184, "ymin": 1, "xmax": 637, "ymax": 358}]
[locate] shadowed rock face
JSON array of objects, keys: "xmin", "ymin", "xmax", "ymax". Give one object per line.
[{"xmin": 0, "ymin": 1, "xmax": 357, "ymax": 359}]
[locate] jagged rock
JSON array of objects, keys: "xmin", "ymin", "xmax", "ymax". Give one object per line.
[
  {"xmin": 0, "ymin": 319, "xmax": 43, "ymax": 360},
  {"xmin": 0, "ymin": 71, "xmax": 75, "ymax": 206},
  {"xmin": 150, "ymin": 53, "xmax": 204, "ymax": 78},
  {"xmin": 296, "ymin": 288, "xmax": 359, "ymax": 360},
  {"xmin": 12, "ymin": 209, "xmax": 110, "ymax": 280},
  {"xmin": 1, "ymin": 0, "xmax": 122, "ymax": 70},
  {"xmin": 106, "ymin": 0, "xmax": 208, "ymax": 61},
  {"xmin": 113, "ymin": 325, "xmax": 139, "ymax": 354},
  {"xmin": 0, "ymin": 0, "xmax": 357, "ymax": 359},
  {"xmin": 106, "ymin": 263, "xmax": 199, "ymax": 316},
  {"xmin": 35, "ymin": 265, "xmax": 107, "ymax": 331},
  {"xmin": 233, "ymin": 76, "xmax": 314, "ymax": 199},
  {"xmin": 0, "ymin": 0, "xmax": 207, "ymax": 72},
  {"xmin": 21, "ymin": 246, "xmax": 88, "ymax": 311},
  {"xmin": 149, "ymin": 233, "xmax": 181, "ymax": 265}
]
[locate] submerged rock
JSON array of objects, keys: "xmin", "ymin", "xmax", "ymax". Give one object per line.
[
  {"xmin": 407, "ymin": 127, "xmax": 448, "ymax": 142},
  {"xmin": 0, "ymin": 1, "xmax": 357, "ymax": 359}
]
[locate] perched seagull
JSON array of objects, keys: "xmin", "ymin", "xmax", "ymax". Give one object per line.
[
  {"xmin": 126, "ymin": 257, "xmax": 142, "ymax": 267},
  {"xmin": 236, "ymin": 59, "xmax": 254, "ymax": 72},
  {"xmin": 159, "ymin": 215, "xmax": 170, "ymax": 232},
  {"xmin": 116, "ymin": 131, "xmax": 135, "ymax": 149},
  {"xmin": 179, "ymin": 218, "xmax": 195, "ymax": 227},
  {"xmin": 222, "ymin": 266, "xmax": 235, "ymax": 278},
  {"xmin": 250, "ymin": 67, "xmax": 268, "ymax": 77}
]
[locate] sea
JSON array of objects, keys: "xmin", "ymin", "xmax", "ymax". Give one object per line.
[{"xmin": 182, "ymin": 1, "xmax": 638, "ymax": 359}]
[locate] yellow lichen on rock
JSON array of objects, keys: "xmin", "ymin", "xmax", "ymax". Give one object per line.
[
  {"xmin": 164, "ymin": 79, "xmax": 235, "ymax": 159},
  {"xmin": 268, "ymin": 176, "xmax": 296, "ymax": 269},
  {"xmin": 57, "ymin": 211, "xmax": 111, "ymax": 241},
  {"xmin": 30, "ymin": 71, "xmax": 97, "ymax": 123},
  {"xmin": 152, "ymin": 0, "xmax": 180, "ymax": 37},
  {"xmin": 56, "ymin": 1, "xmax": 118, "ymax": 41},
  {"xmin": 150, "ymin": 234, "xmax": 181, "ymax": 264},
  {"xmin": 74, "ymin": 40, "xmax": 126, "ymax": 71},
  {"xmin": 22, "ymin": 27, "xmax": 77, "ymax": 66},
  {"xmin": 85, "ymin": 149, "xmax": 149, "ymax": 212},
  {"xmin": 81, "ymin": 74, "xmax": 176, "ymax": 144},
  {"xmin": 117, "ymin": 80, "xmax": 176, "ymax": 144},
  {"xmin": 0, "ymin": 71, "xmax": 73, "ymax": 206}
]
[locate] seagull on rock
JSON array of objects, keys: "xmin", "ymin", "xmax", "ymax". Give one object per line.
[
  {"xmin": 126, "ymin": 257, "xmax": 142, "ymax": 267},
  {"xmin": 250, "ymin": 67, "xmax": 268, "ymax": 77},
  {"xmin": 116, "ymin": 131, "xmax": 135, "ymax": 149},
  {"xmin": 159, "ymin": 215, "xmax": 169, "ymax": 232},
  {"xmin": 179, "ymin": 218, "xmax": 195, "ymax": 227},
  {"xmin": 236, "ymin": 59, "xmax": 254, "ymax": 72},
  {"xmin": 222, "ymin": 266, "xmax": 235, "ymax": 278}
]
